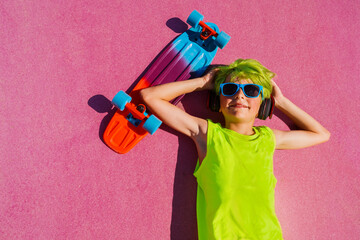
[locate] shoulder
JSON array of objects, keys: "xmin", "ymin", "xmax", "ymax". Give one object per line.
[
  {"xmin": 255, "ymin": 125, "xmax": 275, "ymax": 137},
  {"xmin": 200, "ymin": 119, "xmax": 224, "ymax": 135},
  {"xmin": 207, "ymin": 119, "xmax": 222, "ymax": 129},
  {"xmin": 254, "ymin": 125, "xmax": 277, "ymax": 147},
  {"xmin": 193, "ymin": 119, "xmax": 223, "ymax": 145}
]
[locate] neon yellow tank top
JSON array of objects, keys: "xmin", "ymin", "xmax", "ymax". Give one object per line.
[{"xmin": 193, "ymin": 119, "xmax": 284, "ymax": 240}]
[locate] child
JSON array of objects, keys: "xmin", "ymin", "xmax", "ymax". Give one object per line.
[{"xmin": 140, "ymin": 59, "xmax": 330, "ymax": 239}]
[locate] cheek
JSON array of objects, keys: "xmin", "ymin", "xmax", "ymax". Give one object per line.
[
  {"xmin": 249, "ymin": 98, "xmax": 262, "ymax": 111},
  {"xmin": 219, "ymin": 95, "xmax": 230, "ymax": 109}
]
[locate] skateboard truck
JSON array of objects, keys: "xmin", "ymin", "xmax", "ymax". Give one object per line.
[
  {"xmin": 136, "ymin": 104, "xmax": 145, "ymax": 113},
  {"xmin": 199, "ymin": 22, "xmax": 218, "ymax": 40},
  {"xmin": 125, "ymin": 104, "xmax": 147, "ymax": 127},
  {"xmin": 187, "ymin": 10, "xmax": 230, "ymax": 49}
]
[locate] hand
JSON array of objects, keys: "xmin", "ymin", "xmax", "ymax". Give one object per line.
[
  {"xmin": 202, "ymin": 68, "xmax": 220, "ymax": 90},
  {"xmin": 271, "ymin": 79, "xmax": 286, "ymax": 107}
]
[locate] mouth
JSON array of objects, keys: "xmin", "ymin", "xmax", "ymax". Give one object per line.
[{"xmin": 229, "ymin": 103, "xmax": 250, "ymax": 109}]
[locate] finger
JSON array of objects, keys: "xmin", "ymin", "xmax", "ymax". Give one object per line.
[{"xmin": 271, "ymin": 79, "xmax": 278, "ymax": 87}]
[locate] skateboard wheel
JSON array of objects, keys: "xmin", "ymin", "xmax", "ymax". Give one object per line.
[
  {"xmin": 143, "ymin": 115, "xmax": 162, "ymax": 135},
  {"xmin": 214, "ymin": 31, "xmax": 231, "ymax": 49},
  {"xmin": 187, "ymin": 10, "xmax": 203, "ymax": 28},
  {"xmin": 112, "ymin": 90, "xmax": 132, "ymax": 111}
]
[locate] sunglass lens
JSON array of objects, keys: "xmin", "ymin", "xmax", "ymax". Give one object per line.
[
  {"xmin": 222, "ymin": 84, "xmax": 238, "ymax": 96},
  {"xmin": 244, "ymin": 85, "xmax": 260, "ymax": 97}
]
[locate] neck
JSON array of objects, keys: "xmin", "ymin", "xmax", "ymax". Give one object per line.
[{"xmin": 225, "ymin": 119, "xmax": 256, "ymax": 135}]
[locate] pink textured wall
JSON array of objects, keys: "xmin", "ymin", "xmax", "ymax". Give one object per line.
[{"xmin": 1, "ymin": 1, "xmax": 359, "ymax": 239}]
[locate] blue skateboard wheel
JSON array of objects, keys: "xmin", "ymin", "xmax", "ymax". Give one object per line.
[
  {"xmin": 214, "ymin": 31, "xmax": 231, "ymax": 49},
  {"xmin": 143, "ymin": 115, "xmax": 162, "ymax": 135},
  {"xmin": 112, "ymin": 90, "xmax": 132, "ymax": 111},
  {"xmin": 187, "ymin": 10, "xmax": 204, "ymax": 28}
]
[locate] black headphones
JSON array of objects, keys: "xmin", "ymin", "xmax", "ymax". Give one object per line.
[{"xmin": 207, "ymin": 91, "xmax": 275, "ymax": 120}]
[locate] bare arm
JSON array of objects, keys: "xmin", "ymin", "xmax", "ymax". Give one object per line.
[
  {"xmin": 139, "ymin": 69, "xmax": 218, "ymax": 139},
  {"xmin": 270, "ymin": 80, "xmax": 331, "ymax": 149}
]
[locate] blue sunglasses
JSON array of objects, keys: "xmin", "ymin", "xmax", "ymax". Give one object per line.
[{"xmin": 219, "ymin": 83, "xmax": 264, "ymax": 101}]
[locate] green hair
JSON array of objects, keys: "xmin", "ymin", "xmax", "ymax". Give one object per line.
[{"xmin": 214, "ymin": 59, "xmax": 275, "ymax": 101}]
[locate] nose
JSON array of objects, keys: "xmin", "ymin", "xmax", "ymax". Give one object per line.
[{"xmin": 234, "ymin": 87, "xmax": 246, "ymax": 99}]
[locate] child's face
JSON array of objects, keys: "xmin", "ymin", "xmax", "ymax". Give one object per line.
[{"xmin": 219, "ymin": 75, "xmax": 262, "ymax": 123}]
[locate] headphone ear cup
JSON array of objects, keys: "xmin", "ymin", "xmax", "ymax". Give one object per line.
[
  {"xmin": 268, "ymin": 95, "xmax": 275, "ymax": 119},
  {"xmin": 208, "ymin": 90, "xmax": 221, "ymax": 112},
  {"xmin": 257, "ymin": 95, "xmax": 275, "ymax": 120},
  {"xmin": 258, "ymin": 100, "xmax": 267, "ymax": 120}
]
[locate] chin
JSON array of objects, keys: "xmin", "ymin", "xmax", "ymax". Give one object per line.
[
  {"xmin": 228, "ymin": 109, "xmax": 255, "ymax": 118},
  {"xmin": 224, "ymin": 113, "xmax": 256, "ymax": 123}
]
